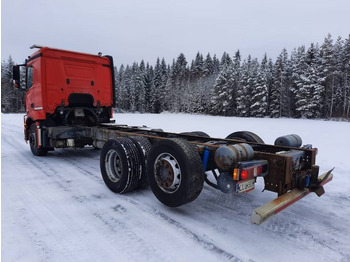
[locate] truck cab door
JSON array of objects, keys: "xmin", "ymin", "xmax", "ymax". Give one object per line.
[{"xmin": 25, "ymin": 62, "xmax": 45, "ymax": 120}]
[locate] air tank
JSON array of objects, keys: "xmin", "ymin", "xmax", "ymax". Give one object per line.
[
  {"xmin": 214, "ymin": 143, "xmax": 254, "ymax": 171},
  {"xmin": 274, "ymin": 134, "xmax": 302, "ymax": 147}
]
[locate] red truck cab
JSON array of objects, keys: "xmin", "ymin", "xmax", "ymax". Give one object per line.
[{"xmin": 13, "ymin": 45, "xmax": 116, "ymax": 155}]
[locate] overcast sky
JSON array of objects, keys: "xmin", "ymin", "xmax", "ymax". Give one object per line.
[{"xmin": 2, "ymin": 0, "xmax": 350, "ymax": 67}]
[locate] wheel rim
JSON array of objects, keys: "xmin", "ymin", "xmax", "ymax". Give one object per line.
[
  {"xmin": 154, "ymin": 153, "xmax": 181, "ymax": 193},
  {"xmin": 105, "ymin": 149, "xmax": 123, "ymax": 182}
]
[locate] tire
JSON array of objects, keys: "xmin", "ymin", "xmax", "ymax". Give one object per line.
[
  {"xmin": 29, "ymin": 123, "xmax": 48, "ymax": 156},
  {"xmin": 226, "ymin": 131, "xmax": 264, "ymax": 143},
  {"xmin": 129, "ymin": 136, "xmax": 152, "ymax": 189},
  {"xmin": 179, "ymin": 131, "xmax": 210, "ymax": 141},
  {"xmin": 147, "ymin": 138, "xmax": 204, "ymax": 207},
  {"xmin": 100, "ymin": 138, "xmax": 141, "ymax": 194},
  {"xmin": 191, "ymin": 131, "xmax": 210, "ymax": 137}
]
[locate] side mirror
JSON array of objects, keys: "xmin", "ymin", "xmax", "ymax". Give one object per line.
[{"xmin": 13, "ymin": 65, "xmax": 21, "ymax": 89}]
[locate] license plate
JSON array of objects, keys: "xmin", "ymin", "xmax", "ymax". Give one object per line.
[{"xmin": 236, "ymin": 179, "xmax": 255, "ymax": 193}]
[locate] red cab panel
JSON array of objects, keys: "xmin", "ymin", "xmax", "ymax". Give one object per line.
[{"xmin": 25, "ymin": 47, "xmax": 114, "ymax": 122}]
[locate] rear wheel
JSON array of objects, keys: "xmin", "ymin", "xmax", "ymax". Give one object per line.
[
  {"xmin": 179, "ymin": 131, "xmax": 210, "ymax": 141},
  {"xmin": 29, "ymin": 123, "xmax": 48, "ymax": 156},
  {"xmin": 129, "ymin": 136, "xmax": 152, "ymax": 189},
  {"xmin": 191, "ymin": 131, "xmax": 210, "ymax": 137},
  {"xmin": 100, "ymin": 138, "xmax": 141, "ymax": 194},
  {"xmin": 147, "ymin": 138, "xmax": 204, "ymax": 207},
  {"xmin": 226, "ymin": 131, "xmax": 264, "ymax": 143}
]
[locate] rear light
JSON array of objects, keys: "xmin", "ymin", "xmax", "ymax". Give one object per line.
[
  {"xmin": 257, "ymin": 165, "xmax": 263, "ymax": 175},
  {"xmin": 241, "ymin": 170, "xmax": 248, "ymax": 180},
  {"xmin": 233, "ymin": 169, "xmax": 239, "ymax": 180},
  {"xmin": 233, "ymin": 160, "xmax": 269, "ymax": 181}
]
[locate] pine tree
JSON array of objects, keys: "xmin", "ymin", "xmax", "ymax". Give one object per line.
[
  {"xmin": 250, "ymin": 60, "xmax": 268, "ymax": 117},
  {"xmin": 118, "ymin": 65, "xmax": 132, "ymax": 111},
  {"xmin": 152, "ymin": 58, "xmax": 162, "ymax": 113},
  {"xmin": 144, "ymin": 63, "xmax": 154, "ymax": 112},
  {"xmin": 237, "ymin": 55, "xmax": 254, "ymax": 117},
  {"xmin": 330, "ymin": 36, "xmax": 344, "ymax": 118},
  {"xmin": 260, "ymin": 54, "xmax": 274, "ymax": 116},
  {"xmin": 342, "ymin": 35, "xmax": 350, "ymax": 118},
  {"xmin": 290, "ymin": 46, "xmax": 307, "ymax": 118},
  {"xmin": 164, "ymin": 60, "xmax": 177, "ymax": 112},
  {"xmin": 296, "ymin": 44, "xmax": 324, "ymax": 118},
  {"xmin": 203, "ymin": 53, "xmax": 214, "ymax": 77},
  {"xmin": 190, "ymin": 52, "xmax": 204, "ymax": 82},
  {"xmin": 1, "ymin": 56, "xmax": 25, "ymax": 113},
  {"xmin": 269, "ymin": 49, "xmax": 291, "ymax": 118},
  {"xmin": 188, "ymin": 52, "xmax": 205, "ymax": 113},
  {"xmin": 193, "ymin": 53, "xmax": 216, "ymax": 114},
  {"xmin": 212, "ymin": 54, "xmax": 220, "ymax": 74},
  {"xmin": 211, "ymin": 53, "xmax": 235, "ymax": 115},
  {"xmin": 173, "ymin": 53, "xmax": 190, "ymax": 112},
  {"xmin": 229, "ymin": 50, "xmax": 241, "ymax": 116},
  {"xmin": 320, "ymin": 33, "xmax": 335, "ymax": 118},
  {"xmin": 263, "ymin": 56, "xmax": 275, "ymax": 116}
]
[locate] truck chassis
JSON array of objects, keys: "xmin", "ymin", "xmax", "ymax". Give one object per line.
[{"xmin": 33, "ymin": 122, "xmax": 333, "ymax": 224}]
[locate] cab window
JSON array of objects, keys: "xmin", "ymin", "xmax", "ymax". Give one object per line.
[{"xmin": 26, "ymin": 66, "xmax": 33, "ymax": 89}]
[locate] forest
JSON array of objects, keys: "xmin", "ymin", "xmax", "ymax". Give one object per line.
[{"xmin": 2, "ymin": 34, "xmax": 350, "ymax": 119}]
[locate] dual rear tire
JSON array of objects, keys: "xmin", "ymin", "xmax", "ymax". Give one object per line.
[
  {"xmin": 100, "ymin": 137, "xmax": 151, "ymax": 193},
  {"xmin": 100, "ymin": 137, "xmax": 205, "ymax": 207}
]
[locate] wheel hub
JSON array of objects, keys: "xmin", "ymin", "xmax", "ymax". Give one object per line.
[
  {"xmin": 154, "ymin": 153, "xmax": 181, "ymax": 193},
  {"xmin": 105, "ymin": 149, "xmax": 123, "ymax": 182}
]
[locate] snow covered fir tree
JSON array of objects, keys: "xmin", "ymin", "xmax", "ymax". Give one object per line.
[{"xmin": 2, "ymin": 34, "xmax": 350, "ymax": 119}]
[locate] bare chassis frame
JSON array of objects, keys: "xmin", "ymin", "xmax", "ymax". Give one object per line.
[{"xmin": 44, "ymin": 123, "xmax": 333, "ymax": 224}]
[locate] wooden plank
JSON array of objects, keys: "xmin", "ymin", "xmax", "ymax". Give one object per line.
[{"xmin": 251, "ymin": 172, "xmax": 333, "ymax": 225}]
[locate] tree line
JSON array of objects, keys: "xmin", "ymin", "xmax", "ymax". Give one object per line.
[
  {"xmin": 116, "ymin": 34, "xmax": 350, "ymax": 119},
  {"xmin": 2, "ymin": 34, "xmax": 350, "ymax": 119}
]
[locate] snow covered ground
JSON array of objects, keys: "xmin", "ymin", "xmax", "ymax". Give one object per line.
[{"xmin": 2, "ymin": 113, "xmax": 350, "ymax": 262}]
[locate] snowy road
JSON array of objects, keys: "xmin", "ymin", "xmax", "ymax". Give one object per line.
[{"xmin": 2, "ymin": 113, "xmax": 350, "ymax": 262}]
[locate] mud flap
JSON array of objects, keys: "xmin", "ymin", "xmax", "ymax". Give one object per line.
[{"xmin": 251, "ymin": 170, "xmax": 333, "ymax": 225}]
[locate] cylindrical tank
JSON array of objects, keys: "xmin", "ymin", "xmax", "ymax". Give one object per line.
[
  {"xmin": 214, "ymin": 143, "xmax": 254, "ymax": 171},
  {"xmin": 274, "ymin": 134, "xmax": 302, "ymax": 147}
]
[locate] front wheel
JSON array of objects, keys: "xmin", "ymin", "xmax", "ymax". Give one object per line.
[
  {"xmin": 29, "ymin": 123, "xmax": 48, "ymax": 156},
  {"xmin": 147, "ymin": 138, "xmax": 204, "ymax": 207}
]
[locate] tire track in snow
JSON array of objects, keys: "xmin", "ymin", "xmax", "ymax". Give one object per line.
[
  {"xmin": 3, "ymin": 125, "xmax": 221, "ymax": 261},
  {"xmin": 182, "ymin": 184, "xmax": 349, "ymax": 261},
  {"xmin": 1, "ymin": 124, "xmax": 241, "ymax": 261},
  {"xmin": 11, "ymin": 149, "xmax": 241, "ymax": 260},
  {"xmin": 2, "ymin": 126, "xmax": 173, "ymax": 261},
  {"xmin": 109, "ymin": 194, "xmax": 243, "ymax": 262},
  {"xmin": 3, "ymin": 116, "xmax": 349, "ymax": 261}
]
